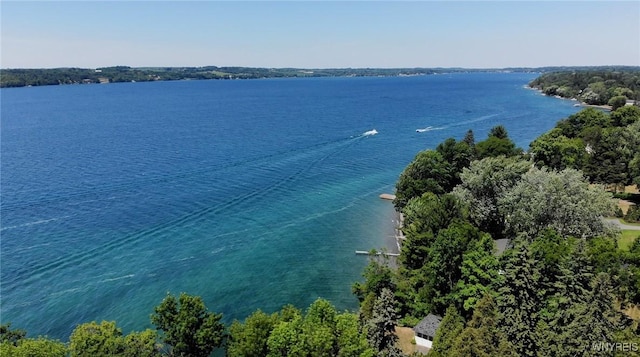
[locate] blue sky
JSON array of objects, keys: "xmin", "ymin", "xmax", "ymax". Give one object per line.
[{"xmin": 1, "ymin": 1, "xmax": 639, "ymax": 68}]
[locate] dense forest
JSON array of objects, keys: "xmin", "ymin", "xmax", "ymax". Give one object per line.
[
  {"xmin": 3, "ymin": 107, "xmax": 640, "ymax": 356},
  {"xmin": 529, "ymin": 106, "xmax": 640, "ymax": 195},
  {"xmin": 529, "ymin": 69, "xmax": 640, "ymax": 108},
  {"xmin": 2, "ymin": 65, "xmax": 639, "ymax": 88},
  {"xmin": 373, "ymin": 105, "xmax": 640, "ymax": 356}
]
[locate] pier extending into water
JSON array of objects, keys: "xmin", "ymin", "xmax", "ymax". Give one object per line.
[{"xmin": 355, "ymin": 250, "xmax": 400, "ymax": 257}]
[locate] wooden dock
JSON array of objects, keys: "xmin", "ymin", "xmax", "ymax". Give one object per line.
[{"xmin": 355, "ymin": 250, "xmax": 400, "ymax": 257}]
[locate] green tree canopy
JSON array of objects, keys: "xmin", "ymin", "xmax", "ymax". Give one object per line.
[
  {"xmin": 69, "ymin": 321, "xmax": 127, "ymax": 356},
  {"xmin": 69, "ymin": 320, "xmax": 159, "ymax": 357},
  {"xmin": 451, "ymin": 294, "xmax": 516, "ymax": 357},
  {"xmin": 452, "ymin": 155, "xmax": 531, "ymax": 239},
  {"xmin": 609, "ymin": 95, "xmax": 628, "ymax": 111},
  {"xmin": 0, "ymin": 323, "xmax": 26, "ymax": 346},
  {"xmin": 1, "ymin": 337, "xmax": 68, "ymax": 357},
  {"xmin": 556, "ymin": 108, "xmax": 611, "ymax": 138},
  {"xmin": 423, "ymin": 222, "xmax": 487, "ymax": 314},
  {"xmin": 453, "ymin": 234, "xmax": 500, "ymax": 316},
  {"xmin": 496, "ymin": 244, "xmax": 542, "ymax": 357},
  {"xmin": 610, "ymin": 105, "xmax": 640, "ymax": 127},
  {"xmin": 151, "ymin": 293, "xmax": 225, "ymax": 357},
  {"xmin": 529, "ymin": 128, "xmax": 586, "ymax": 171},
  {"xmin": 228, "ymin": 310, "xmax": 279, "ymax": 357},
  {"xmin": 366, "ymin": 288, "xmax": 401, "ymax": 356},
  {"xmin": 475, "ymin": 126, "xmax": 521, "ymax": 159},
  {"xmin": 265, "ymin": 300, "xmax": 374, "ymax": 357},
  {"xmin": 394, "ymin": 150, "xmax": 453, "ymax": 209},
  {"xmin": 429, "ymin": 306, "xmax": 465, "ymax": 357},
  {"xmin": 500, "ymin": 167, "xmax": 617, "ymax": 239}
]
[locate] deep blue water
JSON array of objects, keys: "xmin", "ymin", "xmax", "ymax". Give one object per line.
[{"xmin": 1, "ymin": 73, "xmax": 580, "ymax": 339}]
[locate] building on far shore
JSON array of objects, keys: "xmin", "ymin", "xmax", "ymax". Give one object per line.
[{"xmin": 413, "ymin": 314, "xmax": 442, "ymax": 349}]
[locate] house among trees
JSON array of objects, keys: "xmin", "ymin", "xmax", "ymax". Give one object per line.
[
  {"xmin": 494, "ymin": 238, "xmax": 510, "ymax": 255},
  {"xmin": 413, "ymin": 314, "xmax": 442, "ymax": 349}
]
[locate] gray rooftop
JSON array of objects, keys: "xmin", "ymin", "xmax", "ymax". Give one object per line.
[
  {"xmin": 413, "ymin": 314, "xmax": 442, "ymax": 337},
  {"xmin": 494, "ymin": 238, "xmax": 510, "ymax": 255}
]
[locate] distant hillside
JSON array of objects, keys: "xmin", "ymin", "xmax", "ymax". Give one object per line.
[
  {"xmin": 3, "ymin": 65, "xmax": 637, "ymax": 88},
  {"xmin": 529, "ymin": 67, "xmax": 640, "ymax": 107},
  {"xmin": 0, "ymin": 66, "xmax": 438, "ymax": 88}
]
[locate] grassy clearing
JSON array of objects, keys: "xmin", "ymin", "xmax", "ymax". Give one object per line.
[
  {"xmin": 619, "ymin": 200, "xmax": 633, "ymax": 215},
  {"xmin": 395, "ymin": 326, "xmax": 430, "ymax": 355},
  {"xmin": 396, "ymin": 326, "xmax": 416, "ymax": 355},
  {"xmin": 619, "ymin": 230, "xmax": 640, "ymax": 251},
  {"xmin": 609, "ymin": 184, "xmax": 639, "ymax": 216},
  {"xmin": 626, "ymin": 185, "xmax": 640, "ymax": 194},
  {"xmin": 619, "ymin": 218, "xmax": 640, "ymax": 227},
  {"xmin": 623, "ymin": 304, "xmax": 640, "ymax": 321}
]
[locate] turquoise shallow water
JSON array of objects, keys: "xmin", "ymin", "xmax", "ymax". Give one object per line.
[{"xmin": 1, "ymin": 73, "xmax": 580, "ymax": 339}]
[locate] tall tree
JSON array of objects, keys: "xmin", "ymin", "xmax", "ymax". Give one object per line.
[
  {"xmin": 621, "ymin": 120, "xmax": 640, "ymax": 187},
  {"xmin": 496, "ymin": 244, "xmax": 542, "ymax": 357},
  {"xmin": 303, "ymin": 299, "xmax": 338, "ymax": 357},
  {"xmin": 151, "ymin": 293, "xmax": 225, "ymax": 357},
  {"xmin": 266, "ymin": 317, "xmax": 306, "ymax": 357},
  {"xmin": 69, "ymin": 321, "xmax": 127, "ymax": 357},
  {"xmin": 453, "ymin": 234, "xmax": 500, "ymax": 316},
  {"xmin": 489, "ymin": 125, "xmax": 508, "ymax": 139},
  {"xmin": 610, "ymin": 105, "xmax": 640, "ymax": 127},
  {"xmin": 429, "ymin": 306, "xmax": 465, "ymax": 357},
  {"xmin": 367, "ymin": 288, "xmax": 400, "ymax": 355},
  {"xmin": 542, "ymin": 273, "xmax": 626, "ymax": 357},
  {"xmin": 583, "ymin": 127, "xmax": 632, "ymax": 188},
  {"xmin": 335, "ymin": 313, "xmax": 375, "ymax": 357},
  {"xmin": 529, "ymin": 128, "xmax": 586, "ymax": 170},
  {"xmin": 124, "ymin": 330, "xmax": 159, "ymax": 357},
  {"xmin": 402, "ymin": 192, "xmax": 466, "ymax": 237},
  {"xmin": 423, "ymin": 222, "xmax": 485, "ymax": 314},
  {"xmin": 463, "ymin": 129, "xmax": 476, "ymax": 147},
  {"xmin": 529, "ymin": 229, "xmax": 575, "ymax": 299},
  {"xmin": 436, "ymin": 138, "xmax": 474, "ymax": 187},
  {"xmin": 450, "ymin": 294, "xmax": 516, "ymax": 357},
  {"xmin": 352, "ymin": 257, "xmax": 395, "ymax": 321},
  {"xmin": 500, "ymin": 167, "xmax": 616, "ymax": 239},
  {"xmin": 228, "ymin": 310, "xmax": 279, "ymax": 357},
  {"xmin": 1, "ymin": 337, "xmax": 68, "ymax": 357},
  {"xmin": 0, "ymin": 323, "xmax": 26, "ymax": 346},
  {"xmin": 68, "ymin": 321, "xmax": 158, "ymax": 357},
  {"xmin": 475, "ymin": 126, "xmax": 521, "ymax": 159},
  {"xmin": 556, "ymin": 108, "xmax": 610, "ymax": 138},
  {"xmin": 452, "ymin": 155, "xmax": 530, "ymax": 239},
  {"xmin": 394, "ymin": 150, "xmax": 453, "ymax": 209}
]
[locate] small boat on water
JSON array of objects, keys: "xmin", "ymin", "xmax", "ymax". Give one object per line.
[{"xmin": 363, "ymin": 129, "xmax": 378, "ymax": 136}]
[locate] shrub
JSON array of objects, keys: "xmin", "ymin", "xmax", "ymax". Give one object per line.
[{"xmin": 625, "ymin": 204, "xmax": 640, "ymax": 223}]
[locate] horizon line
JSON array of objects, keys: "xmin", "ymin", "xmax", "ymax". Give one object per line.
[{"xmin": 3, "ymin": 64, "xmax": 640, "ymax": 71}]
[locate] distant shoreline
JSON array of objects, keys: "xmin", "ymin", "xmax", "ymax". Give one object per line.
[
  {"xmin": 0, "ymin": 67, "xmax": 523, "ymax": 89},
  {"xmin": 3, "ymin": 65, "xmax": 638, "ymax": 89},
  {"xmin": 526, "ymin": 85, "xmax": 613, "ymax": 111}
]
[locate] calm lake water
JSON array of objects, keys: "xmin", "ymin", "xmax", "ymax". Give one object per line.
[{"xmin": 1, "ymin": 73, "xmax": 579, "ymax": 339}]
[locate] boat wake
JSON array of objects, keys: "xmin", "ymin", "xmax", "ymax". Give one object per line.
[
  {"xmin": 0, "ymin": 216, "xmax": 71, "ymax": 231},
  {"xmin": 416, "ymin": 126, "xmax": 444, "ymax": 133}
]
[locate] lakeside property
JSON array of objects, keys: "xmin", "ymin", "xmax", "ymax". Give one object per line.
[{"xmin": 0, "ymin": 73, "xmax": 592, "ymax": 348}]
